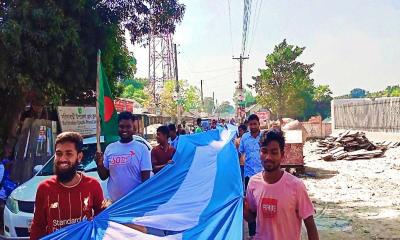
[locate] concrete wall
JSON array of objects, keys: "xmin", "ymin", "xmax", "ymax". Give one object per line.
[{"xmin": 332, "ymin": 97, "xmax": 400, "ymax": 132}]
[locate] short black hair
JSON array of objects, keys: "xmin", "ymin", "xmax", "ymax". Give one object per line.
[
  {"xmin": 247, "ymin": 114, "xmax": 259, "ymax": 122},
  {"xmin": 260, "ymin": 129, "xmax": 285, "ymax": 152},
  {"xmin": 238, "ymin": 124, "xmax": 247, "ymax": 132},
  {"xmin": 157, "ymin": 125, "xmax": 169, "ymax": 137},
  {"xmin": 196, "ymin": 118, "xmax": 202, "ymax": 125},
  {"xmin": 55, "ymin": 132, "xmax": 83, "ymax": 153},
  {"xmin": 168, "ymin": 124, "xmax": 176, "ymax": 132},
  {"xmin": 118, "ymin": 111, "xmax": 136, "ymax": 122}
]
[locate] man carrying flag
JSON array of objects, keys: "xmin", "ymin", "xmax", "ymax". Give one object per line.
[
  {"xmin": 95, "ymin": 112, "xmax": 152, "ymax": 202},
  {"xmin": 94, "ymin": 51, "xmax": 152, "ymax": 202}
]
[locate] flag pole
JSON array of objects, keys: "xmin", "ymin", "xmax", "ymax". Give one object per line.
[{"xmin": 96, "ymin": 50, "xmax": 101, "ymax": 152}]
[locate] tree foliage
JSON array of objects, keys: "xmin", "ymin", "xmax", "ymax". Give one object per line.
[
  {"xmin": 367, "ymin": 85, "xmax": 400, "ymax": 98},
  {"xmin": 0, "ymin": 0, "xmax": 185, "ymax": 147},
  {"xmin": 159, "ymin": 80, "xmax": 201, "ymax": 118},
  {"xmin": 119, "ymin": 78, "xmax": 150, "ymax": 105},
  {"xmin": 233, "ymin": 88, "xmax": 256, "ymax": 108},
  {"xmin": 335, "ymin": 85, "xmax": 400, "ymax": 99},
  {"xmin": 203, "ymin": 97, "xmax": 215, "ymax": 114},
  {"xmin": 350, "ymin": 88, "xmax": 367, "ymax": 98},
  {"xmin": 250, "ymin": 39, "xmax": 315, "ymax": 119},
  {"xmin": 99, "ymin": 0, "xmax": 185, "ymax": 44},
  {"xmin": 313, "ymin": 85, "xmax": 333, "ymax": 119},
  {"xmin": 216, "ymin": 101, "xmax": 235, "ymax": 114}
]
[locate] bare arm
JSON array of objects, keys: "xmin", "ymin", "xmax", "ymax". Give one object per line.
[
  {"xmin": 243, "ymin": 198, "xmax": 256, "ymax": 223},
  {"xmin": 152, "ymin": 164, "xmax": 167, "ymax": 174},
  {"xmin": 141, "ymin": 170, "xmax": 151, "ymax": 182},
  {"xmin": 304, "ymin": 216, "xmax": 319, "ymax": 240},
  {"xmin": 95, "ymin": 152, "xmax": 109, "ymax": 180}
]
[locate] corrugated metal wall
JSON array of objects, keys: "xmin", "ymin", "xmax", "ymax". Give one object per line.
[{"xmin": 332, "ymin": 97, "xmax": 400, "ymax": 132}]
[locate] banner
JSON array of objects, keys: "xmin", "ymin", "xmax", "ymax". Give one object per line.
[
  {"xmin": 57, "ymin": 106, "xmax": 97, "ymax": 136},
  {"xmin": 43, "ymin": 127, "xmax": 243, "ymax": 240}
]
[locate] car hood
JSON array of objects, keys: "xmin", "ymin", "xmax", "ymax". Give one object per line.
[{"xmin": 11, "ymin": 172, "xmax": 105, "ymax": 202}]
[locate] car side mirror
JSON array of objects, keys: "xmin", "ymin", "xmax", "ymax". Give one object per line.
[{"xmin": 33, "ymin": 165, "xmax": 43, "ymax": 175}]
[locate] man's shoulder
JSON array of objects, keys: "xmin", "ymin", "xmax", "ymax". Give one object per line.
[
  {"xmin": 283, "ymin": 172, "xmax": 305, "ymax": 188},
  {"xmin": 80, "ymin": 174, "xmax": 101, "ymax": 187},
  {"xmin": 105, "ymin": 141, "xmax": 120, "ymax": 151},
  {"xmin": 241, "ymin": 132, "xmax": 251, "ymax": 139},
  {"xmin": 151, "ymin": 145, "xmax": 161, "ymax": 152},
  {"xmin": 249, "ymin": 172, "xmax": 264, "ymax": 185},
  {"xmin": 38, "ymin": 176, "xmax": 58, "ymax": 190},
  {"xmin": 133, "ymin": 140, "xmax": 149, "ymax": 151}
]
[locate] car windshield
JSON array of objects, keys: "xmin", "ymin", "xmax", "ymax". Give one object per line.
[
  {"xmin": 37, "ymin": 138, "xmax": 150, "ymax": 176},
  {"xmin": 37, "ymin": 143, "xmax": 103, "ymax": 176}
]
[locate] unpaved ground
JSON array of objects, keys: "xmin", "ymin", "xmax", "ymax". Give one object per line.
[{"xmin": 302, "ymin": 141, "xmax": 400, "ymax": 239}]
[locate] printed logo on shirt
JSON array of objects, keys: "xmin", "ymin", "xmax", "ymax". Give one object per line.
[
  {"xmin": 110, "ymin": 154, "xmax": 130, "ymax": 165},
  {"xmin": 50, "ymin": 202, "xmax": 58, "ymax": 209},
  {"xmin": 261, "ymin": 198, "xmax": 278, "ymax": 218},
  {"xmin": 130, "ymin": 150, "xmax": 135, "ymax": 157},
  {"xmin": 83, "ymin": 196, "xmax": 89, "ymax": 211}
]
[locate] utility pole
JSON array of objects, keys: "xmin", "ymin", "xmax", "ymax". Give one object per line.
[
  {"xmin": 174, "ymin": 43, "xmax": 181, "ymax": 123},
  {"xmin": 200, "ymin": 80, "xmax": 204, "ymax": 111},
  {"xmin": 212, "ymin": 91, "xmax": 215, "ymax": 115},
  {"xmin": 233, "ymin": 54, "xmax": 249, "ymax": 122}
]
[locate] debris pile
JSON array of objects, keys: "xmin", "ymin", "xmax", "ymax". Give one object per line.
[{"xmin": 318, "ymin": 131, "xmax": 392, "ymax": 161}]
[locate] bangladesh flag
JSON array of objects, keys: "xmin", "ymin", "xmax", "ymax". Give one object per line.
[{"xmin": 97, "ymin": 50, "xmax": 119, "ymax": 143}]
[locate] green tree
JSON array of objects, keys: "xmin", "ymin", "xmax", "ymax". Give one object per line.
[
  {"xmin": 350, "ymin": 88, "xmax": 367, "ymax": 98},
  {"xmin": 367, "ymin": 85, "xmax": 400, "ymax": 98},
  {"xmin": 244, "ymin": 89, "xmax": 257, "ymax": 106},
  {"xmin": 233, "ymin": 88, "xmax": 256, "ymax": 108},
  {"xmin": 0, "ymin": 0, "xmax": 185, "ymax": 147},
  {"xmin": 250, "ymin": 39, "xmax": 314, "ymax": 120},
  {"xmin": 313, "ymin": 85, "xmax": 333, "ymax": 119},
  {"xmin": 203, "ymin": 97, "xmax": 215, "ymax": 114},
  {"xmin": 216, "ymin": 101, "xmax": 235, "ymax": 114},
  {"xmin": 159, "ymin": 80, "xmax": 201, "ymax": 118},
  {"xmin": 119, "ymin": 78, "xmax": 150, "ymax": 105},
  {"xmin": 183, "ymin": 85, "xmax": 201, "ymax": 112}
]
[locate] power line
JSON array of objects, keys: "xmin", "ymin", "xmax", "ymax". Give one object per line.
[
  {"xmin": 192, "ymin": 66, "xmax": 235, "ymax": 73},
  {"xmin": 227, "ymin": 0, "xmax": 234, "ymax": 57},
  {"xmin": 247, "ymin": 0, "xmax": 263, "ymax": 56},
  {"xmin": 241, "ymin": 0, "xmax": 253, "ymax": 56}
]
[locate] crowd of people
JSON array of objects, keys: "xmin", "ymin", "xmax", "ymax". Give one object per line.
[{"xmin": 28, "ymin": 111, "xmax": 319, "ymax": 240}]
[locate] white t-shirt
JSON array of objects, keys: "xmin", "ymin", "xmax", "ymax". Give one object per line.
[{"xmin": 104, "ymin": 140, "xmax": 152, "ymax": 201}]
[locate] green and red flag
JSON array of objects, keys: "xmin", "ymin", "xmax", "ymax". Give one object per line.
[{"xmin": 97, "ymin": 50, "xmax": 119, "ymax": 144}]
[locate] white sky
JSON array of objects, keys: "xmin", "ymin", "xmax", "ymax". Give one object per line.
[{"xmin": 127, "ymin": 0, "xmax": 400, "ymax": 104}]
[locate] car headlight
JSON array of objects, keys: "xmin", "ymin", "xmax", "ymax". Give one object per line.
[{"xmin": 6, "ymin": 197, "xmax": 19, "ymax": 214}]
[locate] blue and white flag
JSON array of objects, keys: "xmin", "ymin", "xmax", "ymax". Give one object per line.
[{"xmin": 43, "ymin": 127, "xmax": 243, "ymax": 240}]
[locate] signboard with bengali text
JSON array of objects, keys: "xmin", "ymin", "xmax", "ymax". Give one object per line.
[{"xmin": 57, "ymin": 106, "xmax": 97, "ymax": 136}]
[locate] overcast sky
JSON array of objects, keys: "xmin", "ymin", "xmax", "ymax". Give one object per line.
[{"xmin": 128, "ymin": 0, "xmax": 400, "ymax": 104}]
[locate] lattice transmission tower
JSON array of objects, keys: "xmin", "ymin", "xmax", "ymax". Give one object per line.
[{"xmin": 148, "ymin": 33, "xmax": 176, "ymax": 113}]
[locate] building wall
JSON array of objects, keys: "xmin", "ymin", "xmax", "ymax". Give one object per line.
[
  {"xmin": 332, "ymin": 97, "xmax": 400, "ymax": 132},
  {"xmin": 302, "ymin": 122, "xmax": 332, "ymax": 139}
]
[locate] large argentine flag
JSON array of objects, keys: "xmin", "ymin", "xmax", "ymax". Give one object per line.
[{"xmin": 43, "ymin": 126, "xmax": 243, "ymax": 239}]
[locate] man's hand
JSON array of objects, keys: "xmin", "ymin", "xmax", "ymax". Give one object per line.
[
  {"xmin": 243, "ymin": 198, "xmax": 256, "ymax": 223},
  {"xmin": 95, "ymin": 152, "xmax": 104, "ymax": 166},
  {"xmin": 304, "ymin": 216, "xmax": 319, "ymax": 240},
  {"xmin": 95, "ymin": 152, "xmax": 110, "ymax": 180},
  {"xmin": 101, "ymin": 199, "xmax": 113, "ymax": 209}
]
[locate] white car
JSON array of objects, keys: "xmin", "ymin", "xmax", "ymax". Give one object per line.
[{"xmin": 3, "ymin": 136, "xmax": 152, "ymax": 239}]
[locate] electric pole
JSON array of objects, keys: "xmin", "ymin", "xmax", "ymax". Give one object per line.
[
  {"xmin": 174, "ymin": 43, "xmax": 180, "ymax": 123},
  {"xmin": 233, "ymin": 54, "xmax": 249, "ymax": 122},
  {"xmin": 200, "ymin": 80, "xmax": 204, "ymax": 111}
]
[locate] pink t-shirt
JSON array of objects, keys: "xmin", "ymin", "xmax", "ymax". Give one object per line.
[{"xmin": 246, "ymin": 171, "xmax": 315, "ymax": 240}]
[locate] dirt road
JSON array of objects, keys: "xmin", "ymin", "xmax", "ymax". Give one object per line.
[{"xmin": 302, "ymin": 141, "xmax": 400, "ymax": 239}]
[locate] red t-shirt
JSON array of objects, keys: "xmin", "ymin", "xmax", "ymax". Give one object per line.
[
  {"xmin": 30, "ymin": 173, "xmax": 104, "ymax": 240},
  {"xmin": 151, "ymin": 144, "xmax": 176, "ymax": 174}
]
